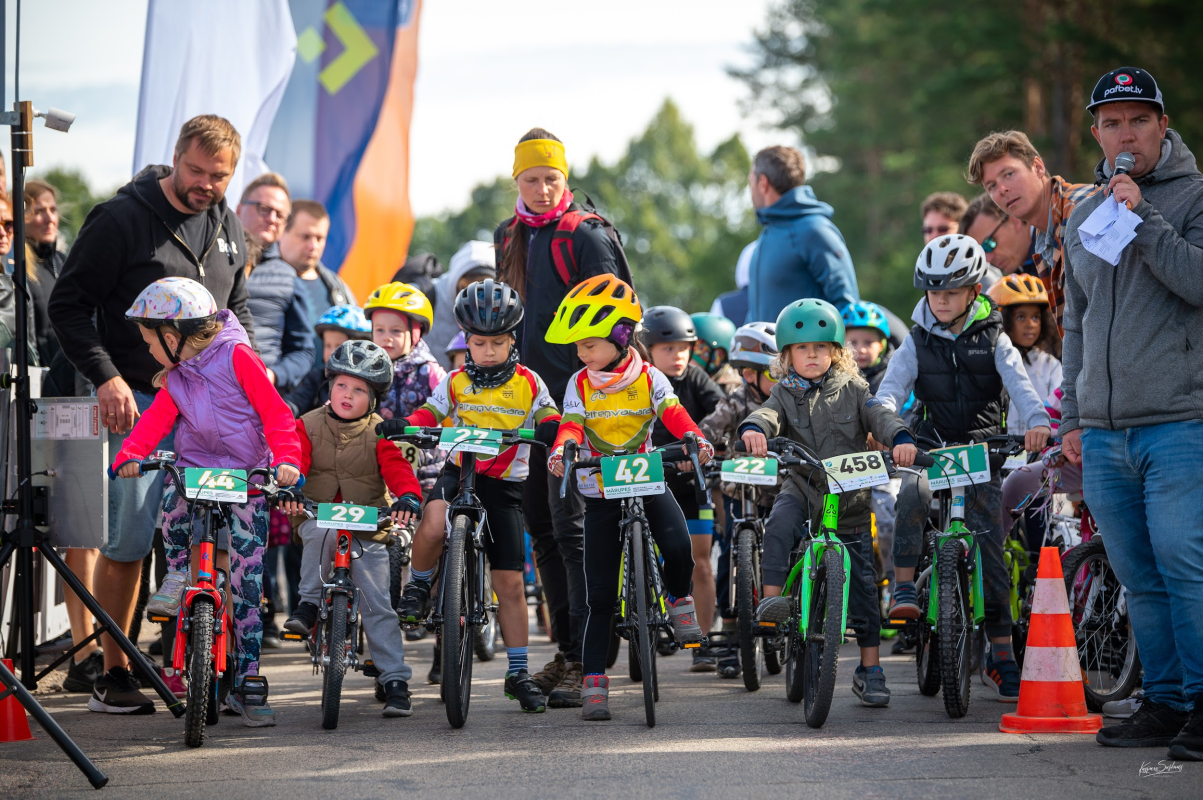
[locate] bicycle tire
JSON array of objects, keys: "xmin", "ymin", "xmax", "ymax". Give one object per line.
[
  {"xmin": 784, "ymin": 578, "xmax": 804, "ymax": 703},
  {"xmin": 605, "ymin": 615, "xmax": 621, "ymax": 669},
  {"xmin": 184, "ymin": 598, "xmax": 215, "ymax": 748},
  {"xmin": 735, "ymin": 526, "xmax": 764, "ymax": 691},
  {"xmin": 320, "ymin": 595, "xmax": 349, "ymax": 730},
  {"xmin": 442, "ymin": 514, "xmax": 474, "ymax": 728},
  {"xmin": 630, "ymin": 519, "xmax": 656, "ymax": 728},
  {"xmin": 388, "ymin": 536, "xmax": 405, "ymax": 612},
  {"xmin": 1062, "ymin": 539, "xmax": 1142, "ymax": 711},
  {"xmin": 646, "ymin": 549, "xmax": 660, "ymax": 704},
  {"xmin": 473, "ymin": 569, "xmax": 499, "ymax": 662},
  {"xmin": 915, "ymin": 573, "xmax": 941, "ymax": 696},
  {"xmin": 803, "ymin": 548, "xmax": 844, "ymax": 728},
  {"xmin": 937, "ymin": 540, "xmax": 972, "ymax": 718}
]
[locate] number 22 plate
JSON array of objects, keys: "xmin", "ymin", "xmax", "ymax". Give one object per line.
[
  {"xmin": 721, "ymin": 456, "xmax": 778, "ymax": 485},
  {"xmin": 183, "ymin": 468, "xmax": 248, "ymax": 502},
  {"xmin": 316, "ymin": 503, "xmax": 379, "ymax": 532},
  {"xmin": 821, "ymin": 451, "xmax": 890, "ymax": 494},
  {"xmin": 599, "ymin": 452, "xmax": 666, "ymax": 499},
  {"xmin": 439, "ymin": 427, "xmax": 502, "ymax": 455}
]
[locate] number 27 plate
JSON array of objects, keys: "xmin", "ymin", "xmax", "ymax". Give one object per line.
[
  {"xmin": 439, "ymin": 427, "xmax": 502, "ymax": 455},
  {"xmin": 316, "ymin": 503, "xmax": 379, "ymax": 532},
  {"xmin": 599, "ymin": 452, "xmax": 665, "ymax": 499},
  {"xmin": 183, "ymin": 468, "xmax": 248, "ymax": 502},
  {"xmin": 721, "ymin": 456, "xmax": 778, "ymax": 485},
  {"xmin": 821, "ymin": 451, "xmax": 890, "ymax": 494}
]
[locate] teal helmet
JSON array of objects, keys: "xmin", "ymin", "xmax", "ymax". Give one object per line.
[
  {"xmin": 840, "ymin": 301, "xmax": 891, "ymax": 340},
  {"xmin": 775, "ymin": 298, "xmax": 845, "ymax": 349},
  {"xmin": 690, "ymin": 312, "xmax": 736, "ymax": 374}
]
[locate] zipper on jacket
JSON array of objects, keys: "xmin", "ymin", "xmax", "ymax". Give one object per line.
[
  {"xmin": 161, "ymin": 219, "xmax": 223, "ymax": 280},
  {"xmin": 1106, "ymin": 264, "xmax": 1117, "ymax": 428}
]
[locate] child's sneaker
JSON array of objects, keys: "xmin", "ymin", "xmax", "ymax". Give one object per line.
[
  {"xmin": 382, "ymin": 680, "xmax": 412, "ymax": 717},
  {"xmin": 981, "ymin": 654, "xmax": 1021, "ymax": 702},
  {"xmin": 580, "ymin": 675, "xmax": 611, "ymax": 721},
  {"xmin": 146, "ymin": 571, "xmax": 188, "ymax": 617},
  {"xmin": 163, "ymin": 668, "xmax": 187, "ymax": 698},
  {"xmin": 852, "ymin": 664, "xmax": 891, "ymax": 707},
  {"xmin": 887, "ymin": 582, "xmax": 920, "ymax": 619},
  {"xmin": 755, "ymin": 596, "xmax": 792, "ymax": 626},
  {"xmin": 227, "ymin": 676, "xmax": 276, "ymax": 727},
  {"xmin": 504, "ymin": 670, "xmax": 547, "ymax": 713},
  {"xmin": 284, "ymin": 601, "xmax": 319, "ymax": 636},
  {"xmin": 397, "ymin": 579, "xmax": 432, "ymax": 624},
  {"xmin": 667, "ymin": 596, "xmax": 703, "ymax": 643}
]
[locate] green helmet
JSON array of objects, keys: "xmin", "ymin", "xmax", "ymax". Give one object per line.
[
  {"xmin": 690, "ymin": 312, "xmax": 737, "ymax": 374},
  {"xmin": 774, "ymin": 298, "xmax": 846, "ymax": 349}
]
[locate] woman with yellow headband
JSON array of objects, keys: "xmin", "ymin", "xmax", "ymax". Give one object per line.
[{"xmin": 492, "ymin": 128, "xmax": 634, "ymax": 710}]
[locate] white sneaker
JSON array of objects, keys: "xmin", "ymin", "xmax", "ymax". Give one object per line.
[
  {"xmin": 1102, "ymin": 689, "xmax": 1143, "ymax": 719},
  {"xmin": 146, "ymin": 571, "xmax": 188, "ymax": 617}
]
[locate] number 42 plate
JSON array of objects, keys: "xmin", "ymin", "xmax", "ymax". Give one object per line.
[
  {"xmin": 721, "ymin": 456, "xmax": 778, "ymax": 485},
  {"xmin": 316, "ymin": 503, "xmax": 379, "ymax": 532},
  {"xmin": 821, "ymin": 451, "xmax": 890, "ymax": 494},
  {"xmin": 599, "ymin": 452, "xmax": 666, "ymax": 499}
]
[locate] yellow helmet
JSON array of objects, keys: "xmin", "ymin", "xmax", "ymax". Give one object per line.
[
  {"xmin": 545, "ymin": 274, "xmax": 642, "ymax": 345},
  {"xmin": 364, "ymin": 282, "xmax": 434, "ymax": 333},
  {"xmin": 987, "ymin": 273, "xmax": 1048, "ymax": 307}
]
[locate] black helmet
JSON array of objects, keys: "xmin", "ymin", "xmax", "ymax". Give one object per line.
[
  {"xmin": 454, "ymin": 278, "xmax": 524, "ymax": 337},
  {"xmin": 326, "ymin": 340, "xmax": 394, "ymax": 397},
  {"xmin": 639, "ymin": 306, "xmax": 697, "ymax": 348}
]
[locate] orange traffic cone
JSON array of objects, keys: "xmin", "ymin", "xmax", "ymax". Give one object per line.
[
  {"xmin": 0, "ymin": 659, "xmax": 34, "ymax": 742},
  {"xmin": 1000, "ymin": 547, "xmax": 1103, "ymax": 733}
]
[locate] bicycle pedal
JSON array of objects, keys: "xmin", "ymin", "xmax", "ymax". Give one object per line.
[
  {"xmin": 361, "ymin": 659, "xmax": 381, "ymax": 678},
  {"xmin": 279, "ymin": 631, "xmax": 305, "ymax": 641},
  {"xmin": 682, "ymin": 642, "xmax": 701, "ymax": 649},
  {"xmin": 146, "ymin": 613, "xmax": 173, "ymax": 624},
  {"xmin": 757, "ymin": 620, "xmax": 778, "ymax": 628}
]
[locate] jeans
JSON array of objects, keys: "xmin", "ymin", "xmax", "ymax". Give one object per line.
[
  {"xmin": 103, "ymin": 390, "xmax": 174, "ymax": 562},
  {"xmin": 1080, "ymin": 421, "xmax": 1203, "ymax": 709}
]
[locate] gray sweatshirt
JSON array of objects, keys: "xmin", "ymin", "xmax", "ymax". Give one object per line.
[
  {"xmin": 875, "ymin": 297, "xmax": 1051, "ymax": 434},
  {"xmin": 1060, "ymin": 130, "xmax": 1203, "ymax": 433}
]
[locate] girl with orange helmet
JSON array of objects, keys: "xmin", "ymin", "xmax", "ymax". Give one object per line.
[{"xmin": 987, "ymin": 274, "xmax": 1062, "ymax": 435}]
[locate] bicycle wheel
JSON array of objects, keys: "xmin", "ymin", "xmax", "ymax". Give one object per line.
[
  {"xmin": 803, "ymin": 548, "xmax": 844, "ymax": 728},
  {"xmin": 915, "ymin": 571, "xmax": 940, "ymax": 696},
  {"xmin": 184, "ymin": 597, "xmax": 215, "ymax": 748},
  {"xmin": 784, "ymin": 579, "xmax": 805, "ymax": 703},
  {"xmin": 605, "ymin": 615, "xmax": 621, "ymax": 669},
  {"xmin": 388, "ymin": 536, "xmax": 406, "ymax": 611},
  {"xmin": 1062, "ymin": 539, "xmax": 1142, "ymax": 711},
  {"xmin": 937, "ymin": 540, "xmax": 972, "ymax": 718},
  {"xmin": 630, "ymin": 520, "xmax": 656, "ymax": 728},
  {"xmin": 646, "ymin": 550, "xmax": 661, "ymax": 704},
  {"xmin": 442, "ymin": 514, "xmax": 474, "ymax": 728},
  {"xmin": 735, "ymin": 526, "xmax": 764, "ymax": 691},
  {"xmin": 474, "ymin": 569, "xmax": 499, "ymax": 662},
  {"xmin": 320, "ymin": 595, "xmax": 349, "ymax": 730}
]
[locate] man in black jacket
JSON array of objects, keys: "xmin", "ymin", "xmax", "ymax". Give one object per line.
[{"xmin": 48, "ymin": 114, "xmax": 254, "ymax": 715}]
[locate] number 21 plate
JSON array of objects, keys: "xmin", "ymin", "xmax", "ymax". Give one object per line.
[
  {"xmin": 721, "ymin": 456, "xmax": 778, "ymax": 485},
  {"xmin": 183, "ymin": 468, "xmax": 248, "ymax": 502},
  {"xmin": 821, "ymin": 451, "xmax": 890, "ymax": 494},
  {"xmin": 599, "ymin": 452, "xmax": 665, "ymax": 499},
  {"xmin": 316, "ymin": 503, "xmax": 379, "ymax": 532}
]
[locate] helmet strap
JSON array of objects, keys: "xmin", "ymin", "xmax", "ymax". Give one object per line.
[
  {"xmin": 156, "ymin": 326, "xmax": 185, "ymax": 365},
  {"xmin": 927, "ymin": 290, "xmax": 977, "ymax": 333}
]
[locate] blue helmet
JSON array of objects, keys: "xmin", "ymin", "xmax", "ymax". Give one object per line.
[
  {"xmin": 840, "ymin": 301, "xmax": 891, "ymax": 340},
  {"xmin": 315, "ymin": 305, "xmax": 372, "ymax": 339}
]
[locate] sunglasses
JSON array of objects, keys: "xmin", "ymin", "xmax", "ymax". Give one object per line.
[
  {"xmin": 0, "ymin": 220, "xmax": 13, "ymax": 234},
  {"xmin": 981, "ymin": 216, "xmax": 1008, "ymax": 254},
  {"xmin": 921, "ymin": 224, "xmax": 953, "ymax": 237}
]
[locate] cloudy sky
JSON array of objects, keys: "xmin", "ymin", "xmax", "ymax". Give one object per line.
[{"xmin": 12, "ymin": 0, "xmax": 790, "ymax": 217}]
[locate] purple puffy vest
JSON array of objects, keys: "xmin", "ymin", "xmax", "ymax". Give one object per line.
[{"xmin": 165, "ymin": 310, "xmax": 272, "ymax": 471}]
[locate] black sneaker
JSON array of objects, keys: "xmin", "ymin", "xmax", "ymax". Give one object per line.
[
  {"xmin": 548, "ymin": 661, "xmax": 583, "ymax": 708},
  {"xmin": 397, "ymin": 579, "xmax": 432, "ymax": 624},
  {"xmin": 852, "ymin": 664, "xmax": 891, "ymax": 707},
  {"xmin": 284, "ymin": 602, "xmax": 319, "ymax": 636},
  {"xmin": 375, "ymin": 678, "xmax": 387, "ymax": 702},
  {"xmin": 382, "ymin": 680, "xmax": 413, "ymax": 717},
  {"xmin": 62, "ymin": 651, "xmax": 105, "ymax": 694},
  {"xmin": 690, "ymin": 648, "xmax": 717, "ymax": 673},
  {"xmin": 261, "ymin": 621, "xmax": 281, "ymax": 650},
  {"xmin": 504, "ymin": 670, "xmax": 547, "ymax": 713},
  {"xmin": 890, "ymin": 631, "xmax": 916, "ymax": 655},
  {"xmin": 717, "ymin": 652, "xmax": 741, "ymax": 679},
  {"xmin": 1168, "ymin": 695, "xmax": 1203, "ymax": 761},
  {"xmin": 1096, "ymin": 699, "xmax": 1189, "ymax": 748},
  {"xmin": 87, "ymin": 666, "xmax": 155, "ymax": 715}
]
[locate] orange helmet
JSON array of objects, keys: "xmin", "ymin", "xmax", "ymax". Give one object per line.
[{"xmin": 988, "ymin": 273, "xmax": 1048, "ymax": 307}]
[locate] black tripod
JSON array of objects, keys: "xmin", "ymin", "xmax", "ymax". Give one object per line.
[{"xmin": 0, "ymin": 99, "xmax": 182, "ymax": 789}]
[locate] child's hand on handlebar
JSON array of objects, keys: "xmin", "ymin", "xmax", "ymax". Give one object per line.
[
  {"xmin": 279, "ymin": 499, "xmax": 306, "ymax": 517},
  {"xmin": 892, "ymin": 443, "xmax": 918, "ymax": 468},
  {"xmin": 275, "ymin": 465, "xmax": 301, "ymax": 487},
  {"xmin": 741, "ymin": 430, "xmax": 768, "ymax": 458},
  {"xmin": 117, "ymin": 462, "xmax": 142, "ymax": 479},
  {"xmin": 549, "ymin": 447, "xmax": 565, "ymax": 478},
  {"xmin": 1025, "ymin": 426, "xmax": 1051, "ymax": 455}
]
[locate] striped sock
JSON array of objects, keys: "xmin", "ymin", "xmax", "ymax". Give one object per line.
[
  {"xmin": 506, "ymin": 647, "xmax": 528, "ymax": 675},
  {"xmin": 410, "ymin": 565, "xmax": 435, "ymax": 583}
]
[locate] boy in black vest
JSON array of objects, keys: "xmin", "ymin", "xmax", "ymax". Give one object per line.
[{"xmin": 875, "ymin": 235, "xmax": 1051, "ymax": 703}]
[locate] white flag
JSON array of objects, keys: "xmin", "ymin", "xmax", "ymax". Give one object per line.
[{"xmin": 133, "ymin": 0, "xmax": 297, "ymax": 203}]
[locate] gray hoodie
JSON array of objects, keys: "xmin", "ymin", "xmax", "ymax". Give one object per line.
[{"xmin": 1060, "ymin": 130, "xmax": 1203, "ymax": 434}]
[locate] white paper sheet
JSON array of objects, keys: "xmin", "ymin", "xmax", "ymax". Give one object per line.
[{"xmin": 1078, "ymin": 196, "xmax": 1142, "ymax": 266}]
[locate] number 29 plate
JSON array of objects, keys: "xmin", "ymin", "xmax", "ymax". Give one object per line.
[
  {"xmin": 599, "ymin": 452, "xmax": 666, "ymax": 499},
  {"xmin": 720, "ymin": 456, "xmax": 778, "ymax": 485},
  {"xmin": 183, "ymin": 468, "xmax": 248, "ymax": 502},
  {"xmin": 316, "ymin": 503, "xmax": 379, "ymax": 532},
  {"xmin": 821, "ymin": 451, "xmax": 890, "ymax": 494}
]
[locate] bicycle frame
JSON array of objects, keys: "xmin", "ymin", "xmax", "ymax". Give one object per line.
[
  {"xmin": 312, "ymin": 528, "xmax": 361, "ymax": 673},
  {"xmin": 168, "ymin": 499, "xmax": 230, "ymax": 680},
  {"xmin": 925, "ymin": 487, "xmax": 986, "ymax": 627},
  {"xmin": 435, "ymin": 450, "xmax": 490, "ymax": 631},
  {"xmin": 614, "ymin": 497, "xmax": 673, "ymax": 643},
  {"xmin": 781, "ymin": 493, "xmax": 852, "ymax": 642}
]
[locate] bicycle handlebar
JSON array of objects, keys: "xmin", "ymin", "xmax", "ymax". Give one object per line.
[
  {"xmin": 557, "ymin": 432, "xmax": 704, "ymax": 500},
  {"xmin": 376, "ymin": 422, "xmax": 540, "ymax": 448},
  {"xmin": 732, "ymin": 438, "xmax": 935, "ymax": 471},
  {"xmin": 109, "ymin": 451, "xmax": 303, "ymax": 496}
]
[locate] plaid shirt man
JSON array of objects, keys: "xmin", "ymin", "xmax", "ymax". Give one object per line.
[{"xmin": 1032, "ymin": 175, "xmax": 1101, "ymax": 334}]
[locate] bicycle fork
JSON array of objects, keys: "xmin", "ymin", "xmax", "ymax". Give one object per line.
[
  {"xmin": 317, "ymin": 531, "xmax": 360, "ymax": 671},
  {"xmin": 786, "ymin": 495, "xmax": 852, "ymax": 643},
  {"xmin": 926, "ymin": 488, "xmax": 986, "ymax": 626}
]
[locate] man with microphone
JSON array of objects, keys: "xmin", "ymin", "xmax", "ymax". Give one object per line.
[{"xmin": 1060, "ymin": 67, "xmax": 1203, "ymax": 759}]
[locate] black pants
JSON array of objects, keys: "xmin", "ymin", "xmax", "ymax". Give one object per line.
[
  {"xmin": 581, "ymin": 492, "xmax": 695, "ymax": 675},
  {"xmin": 762, "ymin": 492, "xmax": 881, "ymax": 648},
  {"xmin": 523, "ymin": 454, "xmax": 586, "ymax": 661}
]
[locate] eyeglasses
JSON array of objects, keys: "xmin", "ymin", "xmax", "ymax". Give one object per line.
[
  {"xmin": 245, "ymin": 201, "xmax": 288, "ymax": 222},
  {"xmin": 921, "ymin": 224, "xmax": 953, "ymax": 237},
  {"xmin": 981, "ymin": 216, "xmax": 1009, "ymax": 254}
]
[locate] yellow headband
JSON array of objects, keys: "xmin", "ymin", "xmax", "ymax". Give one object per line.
[{"xmin": 512, "ymin": 138, "xmax": 568, "ymax": 180}]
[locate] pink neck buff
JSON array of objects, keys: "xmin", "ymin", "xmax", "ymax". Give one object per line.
[
  {"xmin": 587, "ymin": 349, "xmax": 644, "ymax": 395},
  {"xmin": 515, "ymin": 189, "xmax": 573, "ymax": 228}
]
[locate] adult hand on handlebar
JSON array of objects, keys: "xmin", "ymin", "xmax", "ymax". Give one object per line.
[
  {"xmin": 892, "ymin": 443, "xmax": 918, "ymax": 468},
  {"xmin": 116, "ymin": 461, "xmax": 142, "ymax": 479},
  {"xmin": 549, "ymin": 447, "xmax": 566, "ymax": 478},
  {"xmin": 275, "ymin": 465, "xmax": 301, "ymax": 487},
  {"xmin": 741, "ymin": 430, "xmax": 768, "ymax": 458},
  {"xmin": 1025, "ymin": 426, "xmax": 1051, "ymax": 455},
  {"xmin": 1062, "ymin": 429, "xmax": 1082, "ymax": 466}
]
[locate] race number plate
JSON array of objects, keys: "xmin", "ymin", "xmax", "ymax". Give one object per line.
[
  {"xmin": 721, "ymin": 456, "xmax": 778, "ymax": 485},
  {"xmin": 927, "ymin": 443, "xmax": 991, "ymax": 490},
  {"xmin": 821, "ymin": 451, "xmax": 890, "ymax": 493},
  {"xmin": 183, "ymin": 468, "xmax": 248, "ymax": 502},
  {"xmin": 316, "ymin": 503, "xmax": 379, "ymax": 532},
  {"xmin": 599, "ymin": 452, "xmax": 666, "ymax": 499},
  {"xmin": 1003, "ymin": 452, "xmax": 1031, "ymax": 472},
  {"xmin": 439, "ymin": 427, "xmax": 502, "ymax": 456}
]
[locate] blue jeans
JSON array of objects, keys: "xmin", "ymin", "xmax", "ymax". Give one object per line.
[
  {"xmin": 1081, "ymin": 421, "xmax": 1203, "ymax": 709},
  {"xmin": 103, "ymin": 390, "xmax": 174, "ymax": 562}
]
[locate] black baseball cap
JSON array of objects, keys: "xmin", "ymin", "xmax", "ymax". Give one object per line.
[{"xmin": 1087, "ymin": 67, "xmax": 1164, "ymax": 114}]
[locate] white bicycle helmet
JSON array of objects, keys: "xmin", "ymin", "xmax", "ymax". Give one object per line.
[
  {"xmin": 914, "ymin": 234, "xmax": 988, "ymax": 291},
  {"xmin": 729, "ymin": 321, "xmax": 777, "ymax": 370},
  {"xmin": 126, "ymin": 277, "xmax": 219, "ymax": 363}
]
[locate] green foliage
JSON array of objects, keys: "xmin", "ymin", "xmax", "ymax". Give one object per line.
[
  {"xmin": 34, "ymin": 167, "xmax": 107, "ymax": 246},
  {"xmin": 735, "ymin": 0, "xmax": 1203, "ymax": 316},
  {"xmin": 409, "ymin": 100, "xmax": 759, "ymax": 312}
]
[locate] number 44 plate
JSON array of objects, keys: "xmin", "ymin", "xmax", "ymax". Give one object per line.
[
  {"xmin": 599, "ymin": 452, "xmax": 666, "ymax": 499},
  {"xmin": 316, "ymin": 503, "xmax": 379, "ymax": 532},
  {"xmin": 183, "ymin": 468, "xmax": 248, "ymax": 502},
  {"xmin": 821, "ymin": 451, "xmax": 890, "ymax": 494},
  {"xmin": 721, "ymin": 456, "xmax": 778, "ymax": 485}
]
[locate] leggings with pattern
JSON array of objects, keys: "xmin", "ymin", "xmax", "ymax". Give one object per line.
[{"xmin": 162, "ymin": 486, "xmax": 267, "ymax": 684}]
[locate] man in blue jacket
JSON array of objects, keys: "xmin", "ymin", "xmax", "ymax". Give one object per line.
[{"xmin": 746, "ymin": 146, "xmax": 859, "ymax": 323}]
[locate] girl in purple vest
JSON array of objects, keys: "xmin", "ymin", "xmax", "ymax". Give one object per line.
[{"xmin": 113, "ymin": 277, "xmax": 301, "ymax": 727}]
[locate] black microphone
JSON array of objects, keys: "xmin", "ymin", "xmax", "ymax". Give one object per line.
[{"xmin": 1114, "ymin": 151, "xmax": 1136, "ymax": 176}]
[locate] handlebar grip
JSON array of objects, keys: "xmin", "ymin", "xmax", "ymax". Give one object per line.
[
  {"xmin": 733, "ymin": 441, "xmax": 748, "ymax": 454},
  {"xmin": 518, "ymin": 428, "xmax": 535, "ymax": 442},
  {"xmin": 912, "ymin": 452, "xmax": 935, "ymax": 469},
  {"xmin": 558, "ymin": 441, "xmax": 578, "ymax": 499}
]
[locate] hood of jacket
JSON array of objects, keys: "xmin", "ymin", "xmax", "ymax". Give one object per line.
[
  {"xmin": 909, "ymin": 295, "xmax": 992, "ymax": 340},
  {"xmin": 754, "ymin": 186, "xmax": 835, "ymax": 226},
  {"xmin": 428, "ymin": 240, "xmax": 495, "ymax": 370}
]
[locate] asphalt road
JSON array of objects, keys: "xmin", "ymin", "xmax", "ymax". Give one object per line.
[{"xmin": 1, "ymin": 627, "xmax": 1196, "ymax": 799}]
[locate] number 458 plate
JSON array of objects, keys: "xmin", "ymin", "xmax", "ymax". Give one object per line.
[
  {"xmin": 821, "ymin": 451, "xmax": 890, "ymax": 494},
  {"xmin": 316, "ymin": 503, "xmax": 379, "ymax": 532},
  {"xmin": 721, "ymin": 456, "xmax": 778, "ymax": 485}
]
